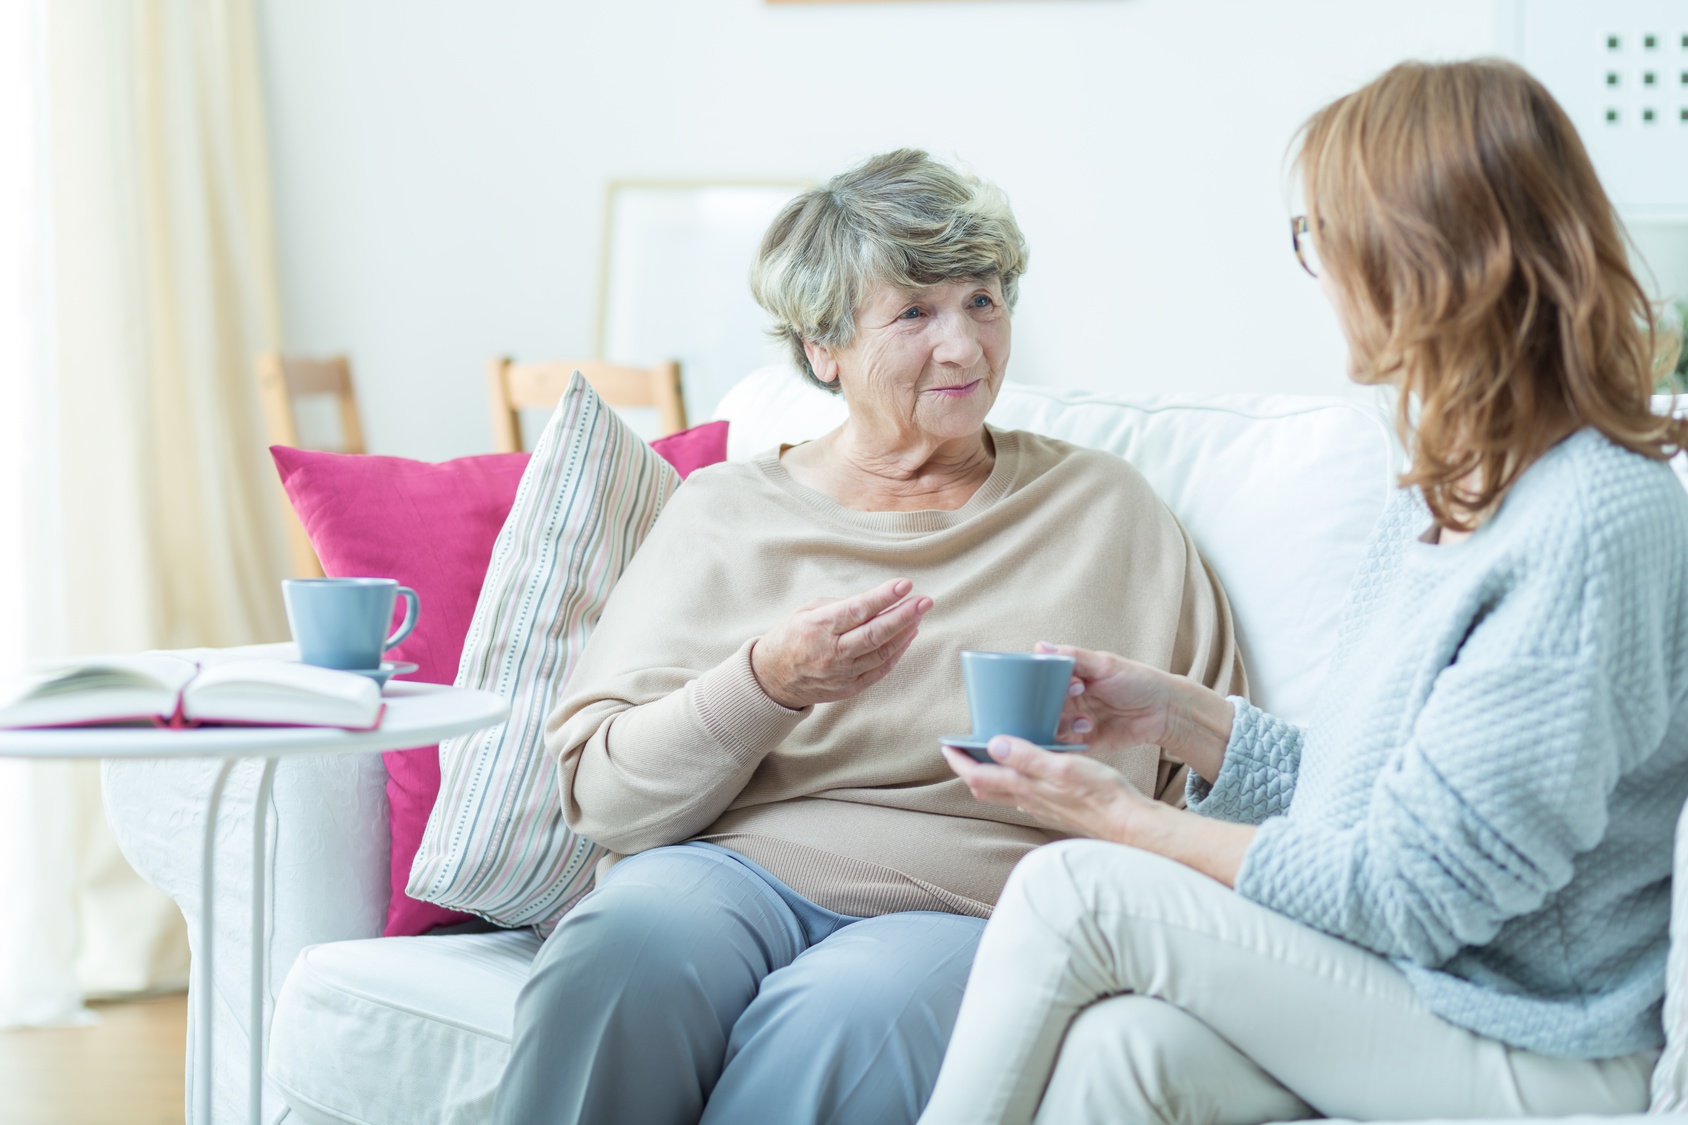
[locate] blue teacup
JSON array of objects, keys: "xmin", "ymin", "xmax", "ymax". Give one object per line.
[
  {"xmin": 282, "ymin": 578, "xmax": 420, "ymax": 671},
  {"xmin": 960, "ymin": 650, "xmax": 1076, "ymax": 744}
]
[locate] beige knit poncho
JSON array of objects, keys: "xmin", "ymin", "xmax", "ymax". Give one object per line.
[{"xmin": 547, "ymin": 427, "xmax": 1244, "ymax": 918}]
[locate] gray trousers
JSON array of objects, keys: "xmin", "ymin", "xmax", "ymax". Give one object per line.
[{"xmin": 493, "ymin": 841, "xmax": 986, "ymax": 1125}]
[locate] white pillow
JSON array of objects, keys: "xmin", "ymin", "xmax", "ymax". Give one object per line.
[
  {"xmin": 408, "ymin": 374, "xmax": 680, "ymax": 929},
  {"xmin": 715, "ymin": 366, "xmax": 1400, "ymax": 726}
]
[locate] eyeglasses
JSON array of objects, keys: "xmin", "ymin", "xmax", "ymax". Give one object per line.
[{"xmin": 1290, "ymin": 214, "xmax": 1322, "ymax": 278}]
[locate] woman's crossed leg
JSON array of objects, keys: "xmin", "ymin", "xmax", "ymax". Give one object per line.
[{"xmin": 921, "ymin": 840, "xmax": 1653, "ymax": 1125}]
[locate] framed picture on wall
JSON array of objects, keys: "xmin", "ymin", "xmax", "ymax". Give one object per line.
[{"xmin": 596, "ymin": 180, "xmax": 811, "ymax": 425}]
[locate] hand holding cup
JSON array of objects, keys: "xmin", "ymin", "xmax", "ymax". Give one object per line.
[
  {"xmin": 1037, "ymin": 641, "xmax": 1234, "ymax": 782},
  {"xmin": 1036, "ymin": 642, "xmax": 1177, "ymax": 753}
]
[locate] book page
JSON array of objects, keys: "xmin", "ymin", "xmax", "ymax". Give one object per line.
[
  {"xmin": 183, "ymin": 660, "xmax": 382, "ymax": 729},
  {"xmin": 0, "ymin": 653, "xmax": 197, "ymax": 728}
]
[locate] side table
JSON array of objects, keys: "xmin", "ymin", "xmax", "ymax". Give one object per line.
[{"xmin": 0, "ymin": 680, "xmax": 508, "ymax": 1125}]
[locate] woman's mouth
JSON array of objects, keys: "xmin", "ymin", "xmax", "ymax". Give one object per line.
[{"xmin": 926, "ymin": 379, "xmax": 981, "ymax": 399}]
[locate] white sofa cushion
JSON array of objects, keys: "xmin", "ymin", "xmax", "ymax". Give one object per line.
[
  {"xmin": 268, "ymin": 931, "xmax": 542, "ymax": 1125},
  {"xmin": 715, "ymin": 367, "xmax": 1401, "ymax": 725}
]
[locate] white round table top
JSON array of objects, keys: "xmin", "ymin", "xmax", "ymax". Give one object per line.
[{"xmin": 0, "ymin": 682, "xmax": 508, "ymax": 760}]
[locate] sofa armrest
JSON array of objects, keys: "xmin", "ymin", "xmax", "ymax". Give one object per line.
[{"xmin": 103, "ymin": 750, "xmax": 390, "ymax": 1124}]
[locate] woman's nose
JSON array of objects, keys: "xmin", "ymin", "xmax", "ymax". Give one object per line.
[{"xmin": 930, "ymin": 310, "xmax": 984, "ymax": 366}]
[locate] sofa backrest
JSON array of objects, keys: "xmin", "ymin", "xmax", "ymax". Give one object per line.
[{"xmin": 714, "ymin": 366, "xmax": 1401, "ymax": 726}]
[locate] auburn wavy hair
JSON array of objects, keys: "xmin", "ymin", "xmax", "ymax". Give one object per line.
[{"xmin": 1297, "ymin": 59, "xmax": 1687, "ymax": 531}]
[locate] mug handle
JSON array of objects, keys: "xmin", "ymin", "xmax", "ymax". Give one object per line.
[{"xmin": 384, "ymin": 586, "xmax": 420, "ymax": 652}]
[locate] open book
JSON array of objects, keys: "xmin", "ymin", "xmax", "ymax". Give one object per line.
[{"xmin": 0, "ymin": 654, "xmax": 385, "ymax": 731}]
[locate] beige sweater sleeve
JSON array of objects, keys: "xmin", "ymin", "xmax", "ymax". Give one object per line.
[
  {"xmin": 545, "ymin": 469, "xmax": 817, "ymax": 854},
  {"xmin": 555, "ymin": 639, "xmax": 807, "ymax": 853}
]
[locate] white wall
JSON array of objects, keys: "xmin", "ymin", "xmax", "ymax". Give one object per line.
[{"xmin": 257, "ymin": 0, "xmax": 1505, "ymax": 461}]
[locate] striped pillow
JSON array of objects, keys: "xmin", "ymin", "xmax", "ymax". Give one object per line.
[
  {"xmin": 1653, "ymin": 797, "xmax": 1688, "ymax": 1110},
  {"xmin": 406, "ymin": 374, "xmax": 679, "ymax": 929}
]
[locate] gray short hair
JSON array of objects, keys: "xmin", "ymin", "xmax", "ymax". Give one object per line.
[{"xmin": 751, "ymin": 149, "xmax": 1030, "ymax": 394}]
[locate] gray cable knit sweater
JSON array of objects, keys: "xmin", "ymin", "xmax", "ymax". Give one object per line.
[{"xmin": 1188, "ymin": 428, "xmax": 1688, "ymax": 1059}]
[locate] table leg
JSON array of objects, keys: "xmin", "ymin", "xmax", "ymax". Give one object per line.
[
  {"xmin": 198, "ymin": 759, "xmax": 237, "ymax": 1125},
  {"xmin": 249, "ymin": 758, "xmax": 277, "ymax": 1124}
]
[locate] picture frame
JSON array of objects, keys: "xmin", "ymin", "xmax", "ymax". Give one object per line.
[{"xmin": 596, "ymin": 179, "xmax": 812, "ymax": 424}]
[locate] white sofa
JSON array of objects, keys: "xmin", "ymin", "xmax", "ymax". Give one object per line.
[{"xmin": 102, "ymin": 369, "xmax": 1688, "ymax": 1124}]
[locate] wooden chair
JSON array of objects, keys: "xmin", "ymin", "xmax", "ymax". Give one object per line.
[
  {"xmin": 486, "ymin": 358, "xmax": 687, "ymax": 453},
  {"xmin": 254, "ymin": 353, "xmax": 367, "ymax": 579}
]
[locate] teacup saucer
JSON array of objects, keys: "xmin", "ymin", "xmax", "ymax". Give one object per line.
[
  {"xmin": 297, "ymin": 661, "xmax": 419, "ymax": 688},
  {"xmin": 939, "ymin": 735, "xmax": 1087, "ymax": 762},
  {"xmin": 356, "ymin": 661, "xmax": 418, "ymax": 688}
]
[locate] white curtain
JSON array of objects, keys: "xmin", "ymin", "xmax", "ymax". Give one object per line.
[{"xmin": 0, "ymin": 0, "xmax": 292, "ymax": 1027}]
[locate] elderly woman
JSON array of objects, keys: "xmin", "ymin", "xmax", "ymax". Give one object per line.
[
  {"xmin": 490, "ymin": 149, "xmax": 1243, "ymax": 1125},
  {"xmin": 923, "ymin": 61, "xmax": 1688, "ymax": 1124}
]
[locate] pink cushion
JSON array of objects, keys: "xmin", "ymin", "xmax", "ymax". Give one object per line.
[
  {"xmin": 652, "ymin": 419, "xmax": 729, "ymax": 479},
  {"xmin": 271, "ymin": 448, "xmax": 528, "ymax": 936},
  {"xmin": 271, "ymin": 419, "xmax": 728, "ymax": 936}
]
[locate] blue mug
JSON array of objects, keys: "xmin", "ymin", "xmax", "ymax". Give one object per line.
[
  {"xmin": 283, "ymin": 578, "xmax": 420, "ymax": 671},
  {"xmin": 960, "ymin": 650, "xmax": 1075, "ymax": 744}
]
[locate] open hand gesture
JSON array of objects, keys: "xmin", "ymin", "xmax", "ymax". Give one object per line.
[{"xmin": 750, "ymin": 579, "xmax": 933, "ymax": 710}]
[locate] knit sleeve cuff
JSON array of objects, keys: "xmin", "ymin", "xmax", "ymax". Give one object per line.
[
  {"xmin": 689, "ymin": 639, "xmax": 810, "ymax": 764},
  {"xmin": 1184, "ymin": 697, "xmax": 1304, "ymax": 824}
]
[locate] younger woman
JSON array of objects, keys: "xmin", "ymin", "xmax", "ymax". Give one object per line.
[{"xmin": 926, "ymin": 59, "xmax": 1688, "ymax": 1124}]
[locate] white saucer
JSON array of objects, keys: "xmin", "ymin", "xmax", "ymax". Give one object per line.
[{"xmin": 939, "ymin": 735, "xmax": 1087, "ymax": 761}]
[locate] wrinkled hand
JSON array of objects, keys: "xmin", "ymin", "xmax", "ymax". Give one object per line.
[
  {"xmin": 940, "ymin": 737, "xmax": 1155, "ymax": 842},
  {"xmin": 751, "ymin": 578, "xmax": 933, "ymax": 710}
]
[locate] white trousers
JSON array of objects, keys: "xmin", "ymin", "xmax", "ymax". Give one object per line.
[{"xmin": 919, "ymin": 841, "xmax": 1656, "ymax": 1125}]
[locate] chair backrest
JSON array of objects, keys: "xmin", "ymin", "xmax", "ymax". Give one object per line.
[
  {"xmin": 255, "ymin": 353, "xmax": 367, "ymax": 578},
  {"xmin": 485, "ymin": 357, "xmax": 686, "ymax": 453}
]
